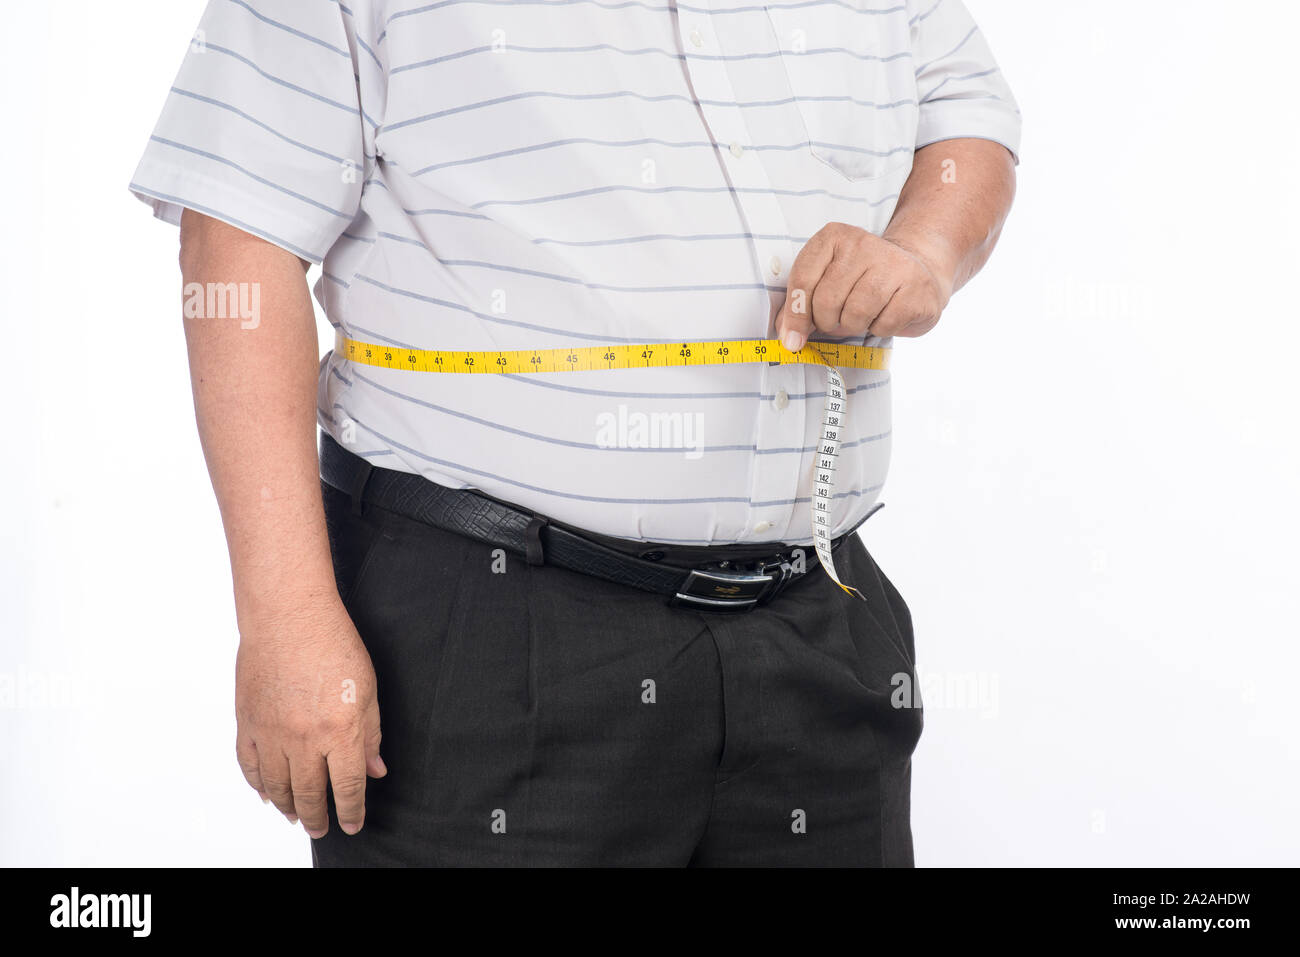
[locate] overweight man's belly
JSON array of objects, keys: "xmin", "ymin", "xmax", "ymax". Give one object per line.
[{"xmin": 319, "ymin": 357, "xmax": 892, "ymax": 546}]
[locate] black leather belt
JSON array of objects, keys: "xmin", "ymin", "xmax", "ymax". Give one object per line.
[{"xmin": 319, "ymin": 433, "xmax": 876, "ymax": 612}]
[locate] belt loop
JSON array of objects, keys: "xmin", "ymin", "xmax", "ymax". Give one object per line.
[
  {"xmin": 524, "ymin": 516, "xmax": 547, "ymax": 566},
  {"xmin": 350, "ymin": 459, "xmax": 374, "ymax": 516}
]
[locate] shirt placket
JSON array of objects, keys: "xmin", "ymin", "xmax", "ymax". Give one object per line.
[{"xmin": 676, "ymin": 1, "xmax": 807, "ymax": 542}]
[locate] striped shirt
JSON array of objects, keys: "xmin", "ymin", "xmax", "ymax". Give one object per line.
[{"xmin": 130, "ymin": 0, "xmax": 1021, "ymax": 546}]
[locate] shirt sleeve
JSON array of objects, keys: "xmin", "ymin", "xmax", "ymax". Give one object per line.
[
  {"xmin": 908, "ymin": 0, "xmax": 1022, "ymax": 162},
  {"xmin": 128, "ymin": 0, "xmax": 372, "ymax": 263}
]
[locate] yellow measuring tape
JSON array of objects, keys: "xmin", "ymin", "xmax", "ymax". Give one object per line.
[
  {"xmin": 334, "ymin": 335, "xmax": 889, "ymax": 375},
  {"xmin": 335, "ymin": 333, "xmax": 891, "ymax": 600}
]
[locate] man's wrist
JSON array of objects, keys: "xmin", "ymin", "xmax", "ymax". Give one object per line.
[
  {"xmin": 883, "ymin": 229, "xmax": 958, "ymax": 305},
  {"xmin": 233, "ymin": 567, "xmax": 342, "ymax": 633}
]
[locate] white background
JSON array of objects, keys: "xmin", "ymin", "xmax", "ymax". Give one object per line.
[{"xmin": 2, "ymin": 1, "xmax": 1297, "ymax": 866}]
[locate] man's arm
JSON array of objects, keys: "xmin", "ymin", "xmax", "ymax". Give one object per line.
[
  {"xmin": 776, "ymin": 137, "xmax": 1017, "ymax": 348},
  {"xmin": 179, "ymin": 209, "xmax": 385, "ymax": 839}
]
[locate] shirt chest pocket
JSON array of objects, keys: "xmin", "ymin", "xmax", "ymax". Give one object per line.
[{"xmin": 762, "ymin": 4, "xmax": 918, "ymax": 182}]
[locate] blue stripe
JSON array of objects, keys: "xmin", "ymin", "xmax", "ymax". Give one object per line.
[
  {"xmin": 327, "ymin": 0, "xmax": 386, "ymax": 69},
  {"xmin": 350, "ymin": 278, "xmax": 764, "ymax": 341},
  {"xmin": 345, "ymin": 366, "xmax": 893, "ymax": 455},
  {"xmin": 351, "ymin": 182, "xmax": 898, "ymax": 217},
  {"xmin": 916, "ymin": 25, "xmax": 980, "ymax": 75},
  {"xmin": 350, "ymin": 280, "xmax": 662, "ymax": 343},
  {"xmin": 530, "ymin": 231, "xmax": 813, "ymax": 247},
  {"xmin": 223, "ymin": 0, "xmax": 351, "ymax": 58},
  {"xmin": 465, "ymin": 184, "xmax": 900, "ymax": 209},
  {"xmin": 339, "ymin": 411, "xmax": 886, "ymax": 508},
  {"xmin": 200, "ymin": 43, "xmax": 361, "ymax": 118},
  {"xmin": 390, "ymin": 41, "xmax": 911, "ymax": 75},
  {"xmin": 382, "ymin": 88, "xmax": 916, "ymax": 136},
  {"xmin": 354, "ymin": 34, "xmax": 384, "ymax": 70},
  {"xmin": 229, "ymin": 0, "xmax": 383, "ymax": 96},
  {"xmin": 381, "ymin": 0, "xmax": 908, "ymax": 42},
  {"xmin": 408, "ymin": 136, "xmax": 906, "ymax": 177},
  {"xmin": 403, "ymin": 207, "xmax": 491, "ymax": 220},
  {"xmin": 920, "ymin": 67, "xmax": 1001, "ymax": 102},
  {"xmin": 349, "ymin": 369, "xmax": 728, "ymax": 454},
  {"xmin": 128, "ymin": 183, "xmax": 319, "ymax": 261},
  {"xmin": 169, "ymin": 88, "xmax": 350, "ymax": 164},
  {"xmin": 909, "ymin": 0, "xmax": 945, "ymax": 26},
  {"xmin": 148, "ymin": 136, "xmax": 352, "ymax": 219},
  {"xmin": 394, "ymin": 258, "xmax": 776, "ymax": 293},
  {"xmin": 492, "ymin": 374, "xmax": 892, "ymax": 402}
]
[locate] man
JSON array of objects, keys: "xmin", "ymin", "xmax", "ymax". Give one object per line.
[{"xmin": 131, "ymin": 0, "xmax": 1019, "ymax": 866}]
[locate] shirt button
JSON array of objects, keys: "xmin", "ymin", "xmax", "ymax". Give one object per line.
[
  {"xmin": 753, "ymin": 521, "xmax": 773, "ymax": 534},
  {"xmin": 689, "ymin": 28, "xmax": 703, "ymax": 47},
  {"xmin": 773, "ymin": 389, "xmax": 790, "ymax": 410},
  {"xmin": 769, "ymin": 255, "xmax": 782, "ymax": 276},
  {"xmin": 729, "ymin": 141, "xmax": 744, "ymax": 159}
]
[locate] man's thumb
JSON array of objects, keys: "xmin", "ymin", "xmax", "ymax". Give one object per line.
[{"xmin": 776, "ymin": 286, "xmax": 813, "ymax": 352}]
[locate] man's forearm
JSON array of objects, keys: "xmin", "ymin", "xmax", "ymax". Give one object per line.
[
  {"xmin": 178, "ymin": 210, "xmax": 335, "ymax": 623},
  {"xmin": 883, "ymin": 138, "xmax": 1018, "ymax": 301}
]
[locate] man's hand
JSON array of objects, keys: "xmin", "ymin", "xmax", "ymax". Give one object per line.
[
  {"xmin": 775, "ymin": 224, "xmax": 953, "ymax": 351},
  {"xmin": 775, "ymin": 138, "xmax": 1017, "ymax": 352},
  {"xmin": 235, "ymin": 594, "xmax": 386, "ymax": 838}
]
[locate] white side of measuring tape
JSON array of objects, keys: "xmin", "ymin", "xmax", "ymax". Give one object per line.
[{"xmin": 811, "ymin": 363, "xmax": 866, "ymax": 601}]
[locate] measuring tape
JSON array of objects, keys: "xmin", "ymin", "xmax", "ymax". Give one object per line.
[{"xmin": 335, "ymin": 333, "xmax": 890, "ymax": 600}]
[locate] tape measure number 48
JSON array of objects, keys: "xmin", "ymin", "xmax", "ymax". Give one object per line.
[{"xmin": 336, "ymin": 333, "xmax": 891, "ymax": 600}]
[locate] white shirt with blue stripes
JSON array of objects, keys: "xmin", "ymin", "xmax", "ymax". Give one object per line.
[{"xmin": 131, "ymin": 0, "xmax": 1021, "ymax": 546}]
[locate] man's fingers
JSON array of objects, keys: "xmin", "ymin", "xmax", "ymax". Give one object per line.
[
  {"xmin": 777, "ymin": 227, "xmax": 838, "ymax": 351},
  {"xmin": 868, "ymin": 269, "xmax": 944, "ymax": 338},
  {"xmin": 289, "ymin": 752, "xmax": 331, "ymax": 839},
  {"xmin": 236, "ymin": 733, "xmax": 268, "ymax": 802},
  {"xmin": 843, "ymin": 269, "xmax": 901, "ymax": 338},
  {"xmin": 809, "ymin": 255, "xmax": 865, "ymax": 335},
  {"xmin": 868, "ymin": 289, "xmax": 918, "ymax": 338},
  {"xmin": 364, "ymin": 700, "xmax": 387, "ymax": 779},
  {"xmin": 259, "ymin": 747, "xmax": 297, "ymax": 822},
  {"xmin": 327, "ymin": 749, "xmax": 370, "ymax": 836}
]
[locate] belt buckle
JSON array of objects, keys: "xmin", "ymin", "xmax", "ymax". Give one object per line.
[{"xmin": 671, "ymin": 558, "xmax": 792, "ymax": 613}]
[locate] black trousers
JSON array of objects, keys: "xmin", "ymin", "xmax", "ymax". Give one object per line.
[{"xmin": 312, "ymin": 480, "xmax": 923, "ymax": 867}]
